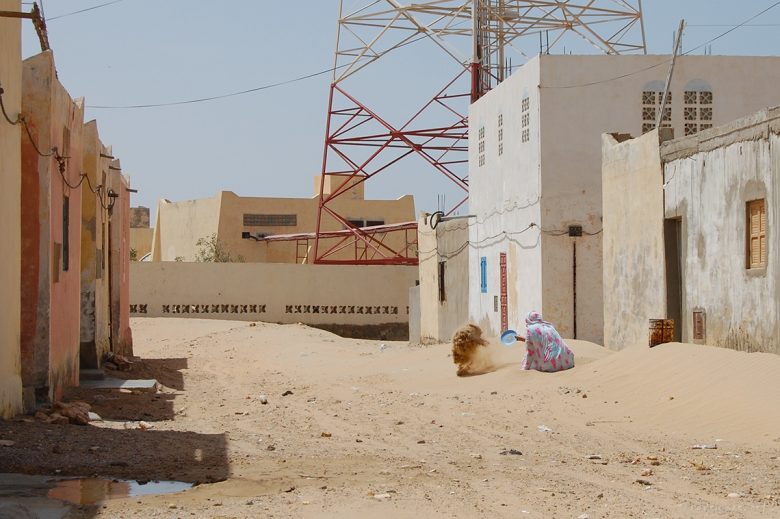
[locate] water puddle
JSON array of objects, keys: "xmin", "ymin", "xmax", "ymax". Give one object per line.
[
  {"xmin": 0, "ymin": 473, "xmax": 192, "ymax": 516},
  {"xmin": 46, "ymin": 477, "xmax": 192, "ymax": 505}
]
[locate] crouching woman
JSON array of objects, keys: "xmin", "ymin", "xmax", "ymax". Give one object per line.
[{"xmin": 516, "ymin": 311, "xmax": 574, "ymax": 372}]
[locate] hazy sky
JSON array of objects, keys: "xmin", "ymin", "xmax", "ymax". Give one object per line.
[{"xmin": 18, "ymin": 1, "xmax": 780, "ymax": 216}]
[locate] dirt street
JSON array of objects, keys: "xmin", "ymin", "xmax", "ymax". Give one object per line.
[{"xmin": 1, "ymin": 317, "xmax": 779, "ymax": 518}]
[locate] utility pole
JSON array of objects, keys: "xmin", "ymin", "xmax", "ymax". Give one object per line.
[{"xmin": 656, "ymin": 19, "xmax": 685, "ymax": 130}]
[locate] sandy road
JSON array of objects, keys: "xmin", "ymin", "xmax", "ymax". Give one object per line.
[{"xmin": 2, "ymin": 317, "xmax": 779, "ymax": 518}]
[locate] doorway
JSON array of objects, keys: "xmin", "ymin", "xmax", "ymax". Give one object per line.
[
  {"xmin": 499, "ymin": 253, "xmax": 508, "ymax": 332},
  {"xmin": 664, "ymin": 218, "xmax": 682, "ymax": 342}
]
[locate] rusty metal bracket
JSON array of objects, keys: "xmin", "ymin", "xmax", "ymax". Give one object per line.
[{"xmin": 0, "ymin": 3, "xmax": 50, "ymax": 51}]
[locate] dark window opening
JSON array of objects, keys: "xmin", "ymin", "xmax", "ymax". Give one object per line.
[
  {"xmin": 62, "ymin": 195, "xmax": 70, "ymax": 271},
  {"xmin": 243, "ymin": 213, "xmax": 297, "ymax": 226},
  {"xmin": 438, "ymin": 260, "xmax": 446, "ymax": 303},
  {"xmin": 346, "ymin": 218, "xmax": 385, "ymax": 229}
]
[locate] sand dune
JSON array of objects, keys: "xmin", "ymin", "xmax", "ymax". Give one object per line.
[{"xmin": 12, "ymin": 318, "xmax": 778, "ymax": 518}]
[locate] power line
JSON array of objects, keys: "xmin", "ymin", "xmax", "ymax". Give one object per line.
[
  {"xmin": 542, "ymin": 0, "xmax": 780, "ymax": 89},
  {"xmin": 1, "ymin": 81, "xmax": 113, "ymax": 208},
  {"xmin": 47, "ymin": 0, "xmax": 124, "ymax": 21},
  {"xmin": 416, "ymin": 222, "xmax": 601, "ymax": 262},
  {"xmin": 87, "ymin": 64, "xmax": 349, "ymax": 109},
  {"xmin": 86, "ymin": 32, "xmax": 430, "ymax": 109},
  {"xmin": 687, "ymin": 24, "xmax": 780, "ymax": 27}
]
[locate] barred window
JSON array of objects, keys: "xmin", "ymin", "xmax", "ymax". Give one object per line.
[
  {"xmin": 521, "ymin": 95, "xmax": 530, "ymax": 143},
  {"xmin": 498, "ymin": 113, "xmax": 504, "ymax": 156},
  {"xmin": 642, "ymin": 84, "xmax": 672, "ymax": 134},
  {"xmin": 683, "ymin": 81, "xmax": 714, "ymax": 136},
  {"xmin": 478, "ymin": 125, "xmax": 486, "ymax": 167},
  {"xmin": 243, "ymin": 214, "xmax": 297, "ymax": 226}
]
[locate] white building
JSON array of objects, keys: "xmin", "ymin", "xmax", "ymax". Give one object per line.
[
  {"xmin": 603, "ymin": 107, "xmax": 780, "ymax": 355},
  {"xmin": 468, "ymin": 54, "xmax": 780, "ymax": 343}
]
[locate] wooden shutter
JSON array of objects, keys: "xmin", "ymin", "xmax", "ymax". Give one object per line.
[{"xmin": 747, "ymin": 199, "xmax": 767, "ymax": 268}]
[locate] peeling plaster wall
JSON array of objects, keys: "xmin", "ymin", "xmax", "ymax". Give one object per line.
[
  {"xmin": 108, "ymin": 165, "xmax": 133, "ymax": 357},
  {"xmin": 601, "ymin": 131, "xmax": 667, "ymax": 350},
  {"xmin": 21, "ymin": 51, "xmax": 84, "ymax": 403},
  {"xmin": 79, "ymin": 121, "xmax": 111, "ymax": 368},
  {"xmin": 662, "ymin": 108, "xmax": 780, "ymax": 354},
  {"xmin": 0, "ymin": 0, "xmax": 23, "ymax": 418},
  {"xmin": 537, "ymin": 55, "xmax": 780, "ymax": 344}
]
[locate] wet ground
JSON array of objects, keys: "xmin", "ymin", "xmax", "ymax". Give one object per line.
[{"xmin": 0, "ymin": 474, "xmax": 191, "ymax": 518}]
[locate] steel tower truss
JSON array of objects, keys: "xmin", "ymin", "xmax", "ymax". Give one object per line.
[{"xmin": 312, "ymin": 0, "xmax": 645, "ymax": 265}]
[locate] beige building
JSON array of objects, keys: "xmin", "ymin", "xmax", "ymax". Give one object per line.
[
  {"xmin": 130, "ymin": 206, "xmax": 153, "ymax": 260},
  {"xmin": 151, "ymin": 178, "xmax": 415, "ymax": 263},
  {"xmin": 20, "ymin": 50, "xmax": 85, "ymax": 404},
  {"xmin": 0, "ymin": 0, "xmax": 23, "ymax": 418},
  {"xmin": 79, "ymin": 121, "xmax": 112, "ymax": 368},
  {"xmin": 415, "ymin": 213, "xmax": 470, "ymax": 343},
  {"xmin": 603, "ymin": 107, "xmax": 780, "ymax": 355},
  {"xmin": 468, "ymin": 54, "xmax": 780, "ymax": 343}
]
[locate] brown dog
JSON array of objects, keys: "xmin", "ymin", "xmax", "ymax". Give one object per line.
[{"xmin": 451, "ymin": 324, "xmax": 489, "ymax": 376}]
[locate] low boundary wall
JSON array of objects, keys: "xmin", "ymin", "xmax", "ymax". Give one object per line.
[{"xmin": 130, "ymin": 262, "xmax": 418, "ymax": 340}]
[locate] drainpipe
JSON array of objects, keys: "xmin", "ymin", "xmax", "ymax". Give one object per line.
[
  {"xmin": 572, "ymin": 240, "xmax": 577, "ymax": 340},
  {"xmin": 568, "ymin": 225, "xmax": 582, "ymax": 339}
]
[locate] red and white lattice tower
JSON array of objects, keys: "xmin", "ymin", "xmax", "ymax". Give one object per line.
[{"xmin": 313, "ymin": 0, "xmax": 646, "ymax": 265}]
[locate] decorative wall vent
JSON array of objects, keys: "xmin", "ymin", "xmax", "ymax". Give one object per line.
[
  {"xmin": 243, "ymin": 214, "xmax": 297, "ymax": 227},
  {"xmin": 692, "ymin": 309, "xmax": 706, "ymax": 341}
]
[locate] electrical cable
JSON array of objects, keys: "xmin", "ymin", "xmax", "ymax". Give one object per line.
[
  {"xmin": 416, "ymin": 221, "xmax": 602, "ymax": 262},
  {"xmin": 47, "ymin": 0, "xmax": 124, "ymax": 21},
  {"xmin": 542, "ymin": 0, "xmax": 780, "ymax": 90},
  {"xmin": 87, "ymin": 33, "xmax": 431, "ymax": 109},
  {"xmin": 0, "ymin": 85, "xmax": 20, "ymax": 125},
  {"xmin": 87, "ymin": 64, "xmax": 349, "ymax": 109},
  {"xmin": 1, "ymin": 80, "xmax": 113, "ymax": 208}
]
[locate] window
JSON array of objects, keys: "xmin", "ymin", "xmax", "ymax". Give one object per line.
[
  {"xmin": 747, "ymin": 199, "xmax": 767, "ymax": 269},
  {"xmin": 692, "ymin": 310, "xmax": 706, "ymax": 341},
  {"xmin": 62, "ymin": 126, "xmax": 70, "ymax": 157},
  {"xmin": 498, "ymin": 113, "xmax": 504, "ymax": 156},
  {"xmin": 480, "ymin": 256, "xmax": 487, "ymax": 293},
  {"xmin": 345, "ymin": 218, "xmax": 384, "ymax": 229},
  {"xmin": 478, "ymin": 126, "xmax": 485, "ymax": 167},
  {"xmin": 683, "ymin": 81, "xmax": 713, "ymax": 136},
  {"xmin": 641, "ymin": 86, "xmax": 671, "ymax": 134},
  {"xmin": 438, "ymin": 261, "xmax": 446, "ymax": 302},
  {"xmin": 521, "ymin": 96, "xmax": 530, "ymax": 143},
  {"xmin": 62, "ymin": 195, "xmax": 69, "ymax": 272},
  {"xmin": 243, "ymin": 214, "xmax": 297, "ymax": 226}
]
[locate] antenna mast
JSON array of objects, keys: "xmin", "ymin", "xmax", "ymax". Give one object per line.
[{"xmin": 310, "ymin": 1, "xmax": 646, "ymax": 265}]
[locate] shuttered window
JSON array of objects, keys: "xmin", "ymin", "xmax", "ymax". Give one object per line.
[{"xmin": 747, "ymin": 199, "xmax": 767, "ymax": 269}]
